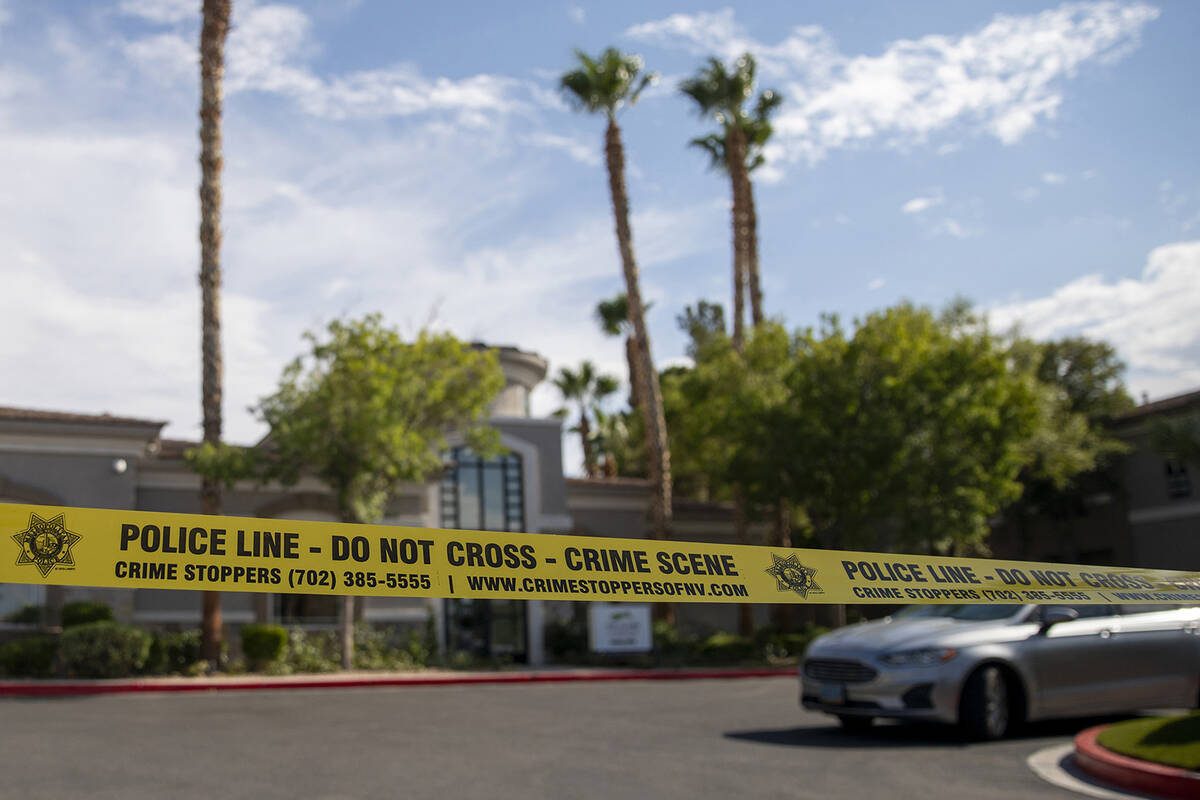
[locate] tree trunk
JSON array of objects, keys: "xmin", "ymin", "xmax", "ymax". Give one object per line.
[
  {"xmin": 625, "ymin": 334, "xmax": 642, "ymax": 414},
  {"xmin": 579, "ymin": 411, "xmax": 593, "ymax": 477},
  {"xmin": 338, "ymin": 502, "xmax": 360, "ymax": 669},
  {"xmin": 340, "ymin": 596, "xmax": 355, "ymax": 669},
  {"xmin": 745, "ymin": 176, "xmax": 764, "ymax": 327},
  {"xmin": 726, "ymin": 125, "xmax": 751, "ymax": 352},
  {"xmin": 198, "ymin": 0, "xmax": 231, "ymax": 669},
  {"xmin": 604, "ymin": 117, "xmax": 673, "ymax": 623}
]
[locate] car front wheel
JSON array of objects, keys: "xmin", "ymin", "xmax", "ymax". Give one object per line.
[{"xmin": 959, "ymin": 665, "xmax": 1011, "ymax": 740}]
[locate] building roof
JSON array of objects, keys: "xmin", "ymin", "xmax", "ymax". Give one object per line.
[
  {"xmin": 0, "ymin": 406, "xmax": 166, "ymax": 428},
  {"xmin": 565, "ymin": 476, "xmax": 652, "ymax": 488},
  {"xmin": 1114, "ymin": 388, "xmax": 1200, "ymax": 422},
  {"xmin": 156, "ymin": 439, "xmax": 199, "ymax": 459}
]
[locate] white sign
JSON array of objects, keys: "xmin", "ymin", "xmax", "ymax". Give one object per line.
[{"xmin": 588, "ymin": 603, "xmax": 652, "ymax": 653}]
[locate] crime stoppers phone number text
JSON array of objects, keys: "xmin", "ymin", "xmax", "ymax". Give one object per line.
[{"xmin": 286, "ymin": 569, "xmax": 432, "ymax": 591}]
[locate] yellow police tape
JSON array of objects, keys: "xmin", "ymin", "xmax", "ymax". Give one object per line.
[{"xmin": 3, "ymin": 502, "xmax": 1199, "ymax": 605}]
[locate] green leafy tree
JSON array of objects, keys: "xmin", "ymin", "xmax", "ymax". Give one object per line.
[
  {"xmin": 191, "ymin": 314, "xmax": 504, "ymax": 668},
  {"xmin": 666, "ymin": 320, "xmax": 795, "ymax": 634},
  {"xmin": 1150, "ymin": 412, "xmax": 1200, "ymax": 466},
  {"xmin": 676, "ymin": 301, "xmax": 727, "ymax": 359},
  {"xmin": 561, "ymin": 49, "xmax": 675, "ymax": 562},
  {"xmin": 1001, "ymin": 334, "xmax": 1134, "ymax": 557},
  {"xmin": 553, "ymin": 361, "xmax": 619, "ymax": 477},
  {"xmin": 592, "ymin": 407, "xmax": 646, "ymax": 478},
  {"xmin": 779, "ymin": 305, "xmax": 1045, "ymax": 555},
  {"xmin": 680, "ymin": 54, "xmax": 782, "ymax": 346}
]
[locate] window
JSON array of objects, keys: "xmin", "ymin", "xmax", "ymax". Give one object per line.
[
  {"xmin": 434, "ymin": 448, "xmax": 523, "ymax": 662},
  {"xmin": 1165, "ymin": 461, "xmax": 1192, "ymax": 499},
  {"xmin": 440, "ymin": 447, "xmax": 524, "ymax": 532},
  {"xmin": 439, "ymin": 446, "xmax": 528, "ymax": 660}
]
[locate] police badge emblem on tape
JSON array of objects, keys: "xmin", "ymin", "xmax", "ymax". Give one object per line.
[
  {"xmin": 11, "ymin": 512, "xmax": 81, "ymax": 577},
  {"xmin": 766, "ymin": 553, "xmax": 822, "ymax": 598}
]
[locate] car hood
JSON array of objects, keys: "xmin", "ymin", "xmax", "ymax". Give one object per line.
[{"xmin": 807, "ymin": 616, "xmax": 1013, "ymax": 655}]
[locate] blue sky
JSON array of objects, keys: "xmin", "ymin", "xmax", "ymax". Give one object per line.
[{"xmin": 1, "ymin": 1, "xmax": 1198, "ymax": 474}]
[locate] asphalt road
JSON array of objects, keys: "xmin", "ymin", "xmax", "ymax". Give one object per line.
[{"xmin": 0, "ymin": 677, "xmax": 1096, "ymax": 800}]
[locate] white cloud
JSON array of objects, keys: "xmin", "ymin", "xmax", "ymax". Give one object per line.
[
  {"xmin": 902, "ymin": 190, "xmax": 943, "ymax": 214},
  {"xmin": 1081, "ymin": 168, "xmax": 1098, "ymax": 180},
  {"xmin": 868, "ymin": 277, "xmax": 886, "ymax": 290},
  {"xmin": 569, "ymin": 6, "xmax": 585, "ymax": 24},
  {"xmin": 524, "ymin": 131, "xmax": 601, "ymax": 166},
  {"xmin": 1042, "ymin": 171, "xmax": 1066, "ymax": 185},
  {"xmin": 121, "ymin": 4, "xmax": 538, "ymax": 123},
  {"xmin": 989, "ymin": 241, "xmax": 1200, "ymax": 399},
  {"xmin": 630, "ymin": 3, "xmax": 1158, "ymax": 169},
  {"xmin": 123, "ymin": 33, "xmax": 196, "ymax": 84},
  {"xmin": 118, "ymin": 0, "xmax": 197, "ymax": 24},
  {"xmin": 932, "ymin": 217, "xmax": 972, "ymax": 239},
  {"xmin": 1018, "ymin": 186, "xmax": 1041, "ymax": 202}
]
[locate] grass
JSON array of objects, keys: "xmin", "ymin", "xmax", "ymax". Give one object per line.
[{"xmin": 1096, "ymin": 712, "xmax": 1200, "ymax": 771}]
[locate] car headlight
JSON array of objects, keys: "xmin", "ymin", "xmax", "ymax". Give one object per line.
[{"xmin": 879, "ymin": 647, "xmax": 957, "ymax": 667}]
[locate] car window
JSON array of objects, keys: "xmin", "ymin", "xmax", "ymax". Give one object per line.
[
  {"xmin": 891, "ymin": 604, "xmax": 1023, "ymax": 621},
  {"xmin": 1037, "ymin": 604, "xmax": 1114, "ymax": 620},
  {"xmin": 1118, "ymin": 604, "xmax": 1183, "ymax": 615}
]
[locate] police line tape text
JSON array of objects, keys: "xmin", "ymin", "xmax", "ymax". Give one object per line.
[
  {"xmin": 840, "ymin": 559, "xmax": 1157, "ymax": 591},
  {"xmin": 117, "ymin": 524, "xmax": 739, "ymax": 577}
]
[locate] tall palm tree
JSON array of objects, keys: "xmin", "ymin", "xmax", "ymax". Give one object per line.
[
  {"xmin": 682, "ymin": 54, "xmax": 782, "ymax": 636},
  {"xmin": 681, "ymin": 54, "xmax": 782, "ymax": 344},
  {"xmin": 595, "ymin": 293, "xmax": 651, "ymax": 415},
  {"xmin": 553, "ymin": 361, "xmax": 619, "ymax": 478},
  {"xmin": 560, "ymin": 49, "xmax": 674, "ymax": 551},
  {"xmin": 198, "ymin": 0, "xmax": 231, "ymax": 666}
]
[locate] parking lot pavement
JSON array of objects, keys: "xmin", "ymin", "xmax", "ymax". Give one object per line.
[{"xmin": 1, "ymin": 677, "xmax": 1092, "ymax": 800}]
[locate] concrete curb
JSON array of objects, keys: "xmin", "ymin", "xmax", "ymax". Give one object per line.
[
  {"xmin": 1074, "ymin": 724, "xmax": 1200, "ymax": 800},
  {"xmin": 0, "ymin": 666, "xmax": 795, "ymax": 697}
]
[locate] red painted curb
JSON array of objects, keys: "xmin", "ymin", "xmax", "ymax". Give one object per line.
[
  {"xmin": 1074, "ymin": 724, "xmax": 1200, "ymax": 800},
  {"xmin": 0, "ymin": 667, "xmax": 795, "ymax": 697}
]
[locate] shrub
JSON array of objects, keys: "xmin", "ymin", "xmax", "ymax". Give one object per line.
[
  {"xmin": 240, "ymin": 624, "xmax": 288, "ymax": 669},
  {"xmin": 55, "ymin": 622, "xmax": 150, "ymax": 678},
  {"xmin": 545, "ymin": 618, "xmax": 588, "ymax": 659},
  {"xmin": 61, "ymin": 601, "xmax": 113, "ymax": 628},
  {"xmin": 275, "ymin": 629, "xmax": 338, "ymax": 675},
  {"xmin": 698, "ymin": 632, "xmax": 756, "ymax": 663},
  {"xmin": 4, "ymin": 604, "xmax": 43, "ymax": 624},
  {"xmin": 145, "ymin": 630, "xmax": 203, "ymax": 675},
  {"xmin": 0, "ymin": 635, "xmax": 58, "ymax": 677}
]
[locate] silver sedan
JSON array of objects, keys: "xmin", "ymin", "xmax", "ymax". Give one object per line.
[{"xmin": 799, "ymin": 603, "xmax": 1200, "ymax": 739}]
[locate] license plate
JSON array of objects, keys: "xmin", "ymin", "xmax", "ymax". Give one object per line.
[{"xmin": 817, "ymin": 682, "xmax": 846, "ymax": 705}]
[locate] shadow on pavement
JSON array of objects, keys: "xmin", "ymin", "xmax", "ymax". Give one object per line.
[{"xmin": 725, "ymin": 715, "xmax": 1135, "ymax": 749}]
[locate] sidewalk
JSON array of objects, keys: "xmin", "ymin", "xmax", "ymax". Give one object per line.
[
  {"xmin": 0, "ymin": 665, "xmax": 796, "ymax": 696},
  {"xmin": 1074, "ymin": 724, "xmax": 1200, "ymax": 800}
]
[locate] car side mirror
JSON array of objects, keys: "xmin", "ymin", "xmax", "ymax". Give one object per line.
[{"xmin": 1038, "ymin": 607, "xmax": 1079, "ymax": 634}]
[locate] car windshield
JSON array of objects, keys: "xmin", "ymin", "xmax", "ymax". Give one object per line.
[{"xmin": 891, "ymin": 604, "xmax": 1023, "ymax": 621}]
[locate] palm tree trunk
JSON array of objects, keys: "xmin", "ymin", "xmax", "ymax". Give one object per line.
[
  {"xmin": 579, "ymin": 411, "xmax": 593, "ymax": 477},
  {"xmin": 625, "ymin": 335, "xmax": 642, "ymax": 414},
  {"xmin": 604, "ymin": 117, "xmax": 672, "ymax": 621},
  {"xmin": 726, "ymin": 126, "xmax": 751, "ymax": 352},
  {"xmin": 199, "ymin": 0, "xmax": 231, "ymax": 668},
  {"xmin": 745, "ymin": 176, "xmax": 764, "ymax": 327}
]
